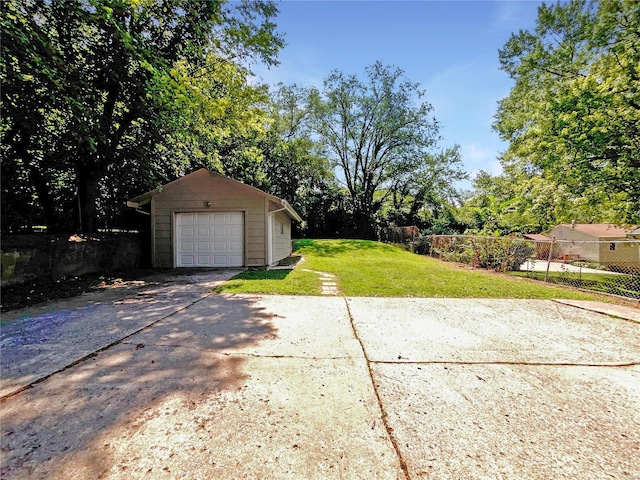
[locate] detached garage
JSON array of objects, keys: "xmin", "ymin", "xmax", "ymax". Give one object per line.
[{"xmin": 127, "ymin": 169, "xmax": 301, "ymax": 268}]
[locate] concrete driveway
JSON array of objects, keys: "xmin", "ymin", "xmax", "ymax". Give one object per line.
[{"xmin": 1, "ymin": 277, "xmax": 639, "ymax": 479}]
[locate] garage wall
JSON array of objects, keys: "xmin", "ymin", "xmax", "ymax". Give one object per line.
[
  {"xmin": 151, "ymin": 171, "xmax": 267, "ymax": 267},
  {"xmin": 272, "ymin": 210, "xmax": 293, "ymax": 264}
]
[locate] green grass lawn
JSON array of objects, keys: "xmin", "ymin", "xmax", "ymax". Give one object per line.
[
  {"xmin": 216, "ymin": 239, "xmax": 604, "ymax": 300},
  {"xmin": 510, "ymin": 271, "xmax": 639, "ymax": 299}
]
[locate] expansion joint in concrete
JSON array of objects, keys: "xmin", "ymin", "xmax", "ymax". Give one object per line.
[
  {"xmin": 369, "ymin": 360, "xmax": 640, "ymax": 368},
  {"xmin": 343, "ymin": 298, "xmax": 411, "ymax": 480}
]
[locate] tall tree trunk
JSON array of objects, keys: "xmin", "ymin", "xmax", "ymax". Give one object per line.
[{"xmin": 76, "ymin": 164, "xmax": 104, "ymax": 233}]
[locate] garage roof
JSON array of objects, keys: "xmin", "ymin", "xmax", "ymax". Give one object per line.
[{"xmin": 126, "ymin": 169, "xmax": 301, "ymax": 222}]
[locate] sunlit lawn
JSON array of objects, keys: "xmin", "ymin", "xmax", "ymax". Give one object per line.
[
  {"xmin": 510, "ymin": 270, "xmax": 639, "ymax": 299},
  {"xmin": 216, "ymin": 239, "xmax": 602, "ymax": 299}
]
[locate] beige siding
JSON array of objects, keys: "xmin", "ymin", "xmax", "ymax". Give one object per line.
[
  {"xmin": 549, "ymin": 225, "xmax": 599, "ymax": 261},
  {"xmin": 150, "ymin": 170, "xmax": 267, "ymax": 267},
  {"xmin": 599, "ymin": 239, "xmax": 640, "ymax": 267},
  {"xmin": 272, "ymin": 210, "xmax": 293, "ymax": 263},
  {"xmin": 549, "ymin": 225, "xmax": 639, "ymax": 266}
]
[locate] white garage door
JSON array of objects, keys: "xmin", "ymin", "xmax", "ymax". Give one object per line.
[{"xmin": 176, "ymin": 212, "xmax": 244, "ymax": 267}]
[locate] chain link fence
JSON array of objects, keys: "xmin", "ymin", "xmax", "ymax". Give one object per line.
[{"xmin": 388, "ymin": 233, "xmax": 640, "ymax": 300}]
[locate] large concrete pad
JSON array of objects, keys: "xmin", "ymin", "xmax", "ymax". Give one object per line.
[
  {"xmin": 347, "ymin": 297, "xmax": 640, "ymax": 479},
  {"xmin": 0, "ymin": 270, "xmax": 241, "ymax": 398},
  {"xmin": 2, "ymin": 292, "xmax": 639, "ymax": 479},
  {"xmin": 347, "ymin": 297, "xmax": 640, "ymax": 364},
  {"xmin": 372, "ymin": 362, "xmax": 639, "ymax": 479},
  {"xmin": 131, "ymin": 294, "xmax": 364, "ymax": 359},
  {"xmin": 0, "ymin": 294, "xmax": 403, "ymax": 479}
]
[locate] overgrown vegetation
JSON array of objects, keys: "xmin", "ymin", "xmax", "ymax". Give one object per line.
[{"xmin": 424, "ymin": 236, "xmax": 533, "ymax": 272}]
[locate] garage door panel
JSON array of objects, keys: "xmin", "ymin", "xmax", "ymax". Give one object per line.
[
  {"xmin": 181, "ymin": 255, "xmax": 195, "ymax": 265},
  {"xmin": 213, "ymin": 255, "xmax": 228, "ymax": 265},
  {"xmin": 229, "ymin": 212, "xmax": 243, "ymax": 223},
  {"xmin": 197, "ymin": 242, "xmax": 211, "ymax": 251},
  {"xmin": 212, "ymin": 241, "xmax": 227, "ymax": 251},
  {"xmin": 181, "ymin": 241, "xmax": 195, "ymax": 251},
  {"xmin": 176, "ymin": 212, "xmax": 244, "ymax": 267},
  {"xmin": 229, "ymin": 255, "xmax": 243, "ymax": 265},
  {"xmin": 197, "ymin": 255, "xmax": 213, "ymax": 265}
]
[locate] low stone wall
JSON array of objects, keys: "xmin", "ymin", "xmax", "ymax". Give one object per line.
[{"xmin": 1, "ymin": 234, "xmax": 142, "ymax": 287}]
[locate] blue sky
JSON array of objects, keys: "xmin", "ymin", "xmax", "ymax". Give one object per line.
[{"xmin": 254, "ymin": 0, "xmax": 543, "ymax": 189}]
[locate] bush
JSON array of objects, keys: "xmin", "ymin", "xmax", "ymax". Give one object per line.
[{"xmin": 426, "ymin": 235, "xmax": 533, "ymax": 272}]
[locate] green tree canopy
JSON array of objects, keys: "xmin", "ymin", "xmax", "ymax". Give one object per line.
[
  {"xmin": 1, "ymin": 0, "xmax": 283, "ymax": 232},
  {"xmin": 494, "ymin": 0, "xmax": 640, "ymax": 224},
  {"xmin": 309, "ymin": 62, "xmax": 450, "ymax": 238}
]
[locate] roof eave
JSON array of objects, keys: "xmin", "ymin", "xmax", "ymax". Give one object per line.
[{"xmin": 281, "ymin": 199, "xmax": 302, "ymax": 222}]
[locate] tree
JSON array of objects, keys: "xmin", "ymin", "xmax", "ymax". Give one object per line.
[
  {"xmin": 457, "ymin": 166, "xmax": 629, "ymax": 235},
  {"xmin": 385, "ymin": 145, "xmax": 468, "ymax": 229},
  {"xmin": 310, "ymin": 62, "xmax": 442, "ymax": 239},
  {"xmin": 494, "ymin": 0, "xmax": 640, "ymax": 224},
  {"xmin": 259, "ymin": 84, "xmax": 332, "ymax": 203},
  {"xmin": 1, "ymin": 0, "xmax": 284, "ymax": 232}
]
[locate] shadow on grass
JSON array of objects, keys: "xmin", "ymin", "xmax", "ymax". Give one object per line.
[
  {"xmin": 293, "ymin": 239, "xmax": 399, "ymax": 257},
  {"xmin": 232, "ymin": 269, "xmax": 293, "ymax": 281}
]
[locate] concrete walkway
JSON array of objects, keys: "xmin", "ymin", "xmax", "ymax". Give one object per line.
[{"xmin": 1, "ymin": 287, "xmax": 639, "ymax": 478}]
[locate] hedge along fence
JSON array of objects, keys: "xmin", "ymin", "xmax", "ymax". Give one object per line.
[
  {"xmin": 420, "ymin": 235, "xmax": 534, "ymax": 272},
  {"xmin": 1, "ymin": 234, "xmax": 143, "ymax": 287},
  {"xmin": 414, "ymin": 235, "xmax": 640, "ymax": 300}
]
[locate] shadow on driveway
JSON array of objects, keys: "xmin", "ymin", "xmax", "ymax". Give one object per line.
[{"xmin": 1, "ymin": 295, "xmax": 277, "ymax": 479}]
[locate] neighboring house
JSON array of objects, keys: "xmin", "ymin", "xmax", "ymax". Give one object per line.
[
  {"xmin": 547, "ymin": 223, "xmax": 640, "ymax": 268},
  {"xmin": 628, "ymin": 227, "xmax": 640, "ymax": 239},
  {"xmin": 522, "ymin": 233, "xmax": 553, "ymax": 259},
  {"xmin": 127, "ymin": 169, "xmax": 301, "ymax": 268}
]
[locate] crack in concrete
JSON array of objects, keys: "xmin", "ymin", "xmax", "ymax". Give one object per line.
[
  {"xmin": 369, "ymin": 360, "xmax": 640, "ymax": 368},
  {"xmin": 343, "ymin": 298, "xmax": 411, "ymax": 480}
]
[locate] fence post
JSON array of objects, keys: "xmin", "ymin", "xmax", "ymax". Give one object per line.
[{"xmin": 545, "ymin": 236, "xmax": 555, "ymax": 283}]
